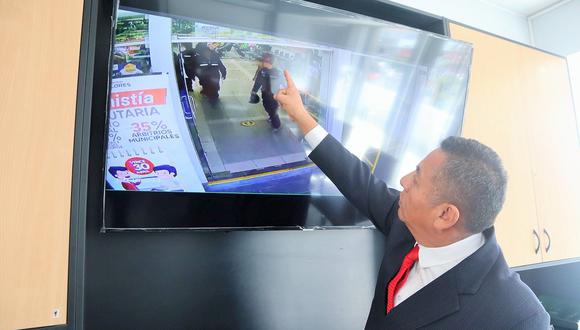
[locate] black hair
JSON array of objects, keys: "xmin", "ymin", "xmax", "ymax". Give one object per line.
[
  {"xmin": 108, "ymin": 166, "xmax": 128, "ymax": 177},
  {"xmin": 195, "ymin": 42, "xmax": 209, "ymax": 53},
  {"xmin": 154, "ymin": 164, "xmax": 177, "ymax": 176},
  {"xmin": 261, "ymin": 52, "xmax": 274, "ymax": 64},
  {"xmin": 435, "ymin": 136, "xmax": 508, "ymax": 233}
]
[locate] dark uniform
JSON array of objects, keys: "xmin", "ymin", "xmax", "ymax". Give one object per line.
[
  {"xmin": 193, "ymin": 43, "xmax": 227, "ymax": 100},
  {"xmin": 251, "ymin": 67, "xmax": 282, "ymax": 129},
  {"xmin": 181, "ymin": 44, "xmax": 197, "ymax": 92}
]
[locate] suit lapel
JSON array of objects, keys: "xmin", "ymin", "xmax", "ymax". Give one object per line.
[
  {"xmin": 380, "ymin": 219, "xmax": 416, "ymax": 292},
  {"xmin": 385, "ymin": 270, "xmax": 460, "ymax": 329},
  {"xmin": 381, "ymin": 227, "xmax": 500, "ymax": 329}
]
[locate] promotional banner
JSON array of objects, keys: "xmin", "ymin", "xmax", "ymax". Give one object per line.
[{"xmin": 105, "ymin": 73, "xmax": 205, "ymax": 192}]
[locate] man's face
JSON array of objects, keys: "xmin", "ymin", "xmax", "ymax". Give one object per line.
[
  {"xmin": 156, "ymin": 169, "xmax": 174, "ymax": 179},
  {"xmin": 115, "ymin": 170, "xmax": 130, "ymax": 179},
  {"xmin": 398, "ymin": 149, "xmax": 447, "ymax": 238},
  {"xmin": 262, "ymin": 61, "xmax": 273, "ymax": 69}
]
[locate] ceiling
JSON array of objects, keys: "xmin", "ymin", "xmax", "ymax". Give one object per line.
[{"xmin": 484, "ymin": 0, "xmax": 566, "ymax": 17}]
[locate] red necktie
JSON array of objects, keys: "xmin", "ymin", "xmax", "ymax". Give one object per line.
[{"xmin": 386, "ymin": 245, "xmax": 419, "ymax": 314}]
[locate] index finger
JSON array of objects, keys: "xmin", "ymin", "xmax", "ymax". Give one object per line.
[{"xmin": 283, "ymin": 70, "xmax": 297, "ymax": 89}]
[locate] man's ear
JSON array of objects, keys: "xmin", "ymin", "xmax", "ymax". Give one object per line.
[{"xmin": 434, "ymin": 204, "xmax": 460, "ymax": 230}]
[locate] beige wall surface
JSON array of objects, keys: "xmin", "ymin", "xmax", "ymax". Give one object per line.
[
  {"xmin": 451, "ymin": 23, "xmax": 580, "ymax": 266},
  {"xmin": 451, "ymin": 23, "xmax": 543, "ymax": 266},
  {"xmin": 0, "ymin": 1, "xmax": 83, "ymax": 329},
  {"xmin": 519, "ymin": 46, "xmax": 580, "ymax": 262}
]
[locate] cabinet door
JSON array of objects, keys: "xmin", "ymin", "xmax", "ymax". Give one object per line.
[
  {"xmin": 450, "ymin": 24, "xmax": 543, "ymax": 266},
  {"xmin": 520, "ymin": 47, "xmax": 580, "ymax": 262},
  {"xmin": 0, "ymin": 1, "xmax": 82, "ymax": 329}
]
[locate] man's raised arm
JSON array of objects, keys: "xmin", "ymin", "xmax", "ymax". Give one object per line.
[{"xmin": 274, "ymin": 70, "xmax": 399, "ymax": 233}]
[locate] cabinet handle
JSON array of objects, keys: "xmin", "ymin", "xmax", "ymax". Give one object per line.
[
  {"xmin": 543, "ymin": 229, "xmax": 551, "ymax": 253},
  {"xmin": 532, "ymin": 229, "xmax": 540, "ymax": 254}
]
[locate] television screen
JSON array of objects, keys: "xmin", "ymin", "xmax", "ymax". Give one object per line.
[{"xmin": 103, "ymin": 0, "xmax": 472, "ymax": 229}]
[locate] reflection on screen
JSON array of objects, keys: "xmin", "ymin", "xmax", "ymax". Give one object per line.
[{"xmin": 105, "ymin": 4, "xmax": 471, "ymax": 196}]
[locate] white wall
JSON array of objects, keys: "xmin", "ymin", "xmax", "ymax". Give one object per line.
[
  {"xmin": 530, "ymin": 0, "xmax": 580, "ymax": 56},
  {"xmin": 567, "ymin": 52, "xmax": 580, "ymax": 141},
  {"xmin": 387, "ymin": 0, "xmax": 531, "ymax": 44}
]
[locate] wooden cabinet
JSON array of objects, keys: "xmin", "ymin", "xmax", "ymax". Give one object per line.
[
  {"xmin": 450, "ymin": 23, "xmax": 580, "ymax": 267},
  {"xmin": 0, "ymin": 1, "xmax": 83, "ymax": 329},
  {"xmin": 519, "ymin": 47, "xmax": 580, "ymax": 262}
]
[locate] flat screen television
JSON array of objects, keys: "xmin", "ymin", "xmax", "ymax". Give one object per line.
[{"xmin": 103, "ymin": 0, "xmax": 472, "ymax": 230}]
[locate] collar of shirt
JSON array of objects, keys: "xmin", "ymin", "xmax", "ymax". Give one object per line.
[{"xmin": 416, "ymin": 233, "xmax": 485, "ymax": 269}]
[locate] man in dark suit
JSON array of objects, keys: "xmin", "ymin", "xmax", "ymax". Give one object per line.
[{"xmin": 274, "ymin": 70, "xmax": 550, "ymax": 329}]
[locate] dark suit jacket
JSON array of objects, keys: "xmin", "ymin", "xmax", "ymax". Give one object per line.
[{"xmin": 309, "ymin": 135, "xmax": 550, "ymax": 329}]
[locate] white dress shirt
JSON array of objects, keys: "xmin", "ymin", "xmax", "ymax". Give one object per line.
[
  {"xmin": 304, "ymin": 124, "xmax": 328, "ymax": 152},
  {"xmin": 304, "ymin": 125, "xmax": 486, "ymax": 307},
  {"xmin": 395, "ymin": 234, "xmax": 484, "ymax": 306}
]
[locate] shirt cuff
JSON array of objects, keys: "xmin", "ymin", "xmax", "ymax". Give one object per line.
[{"xmin": 304, "ymin": 125, "xmax": 328, "ymax": 153}]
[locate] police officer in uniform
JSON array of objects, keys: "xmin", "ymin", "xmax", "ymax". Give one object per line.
[
  {"xmin": 193, "ymin": 42, "xmax": 227, "ymax": 100},
  {"xmin": 180, "ymin": 43, "xmax": 196, "ymax": 92},
  {"xmin": 249, "ymin": 53, "xmax": 282, "ymax": 129}
]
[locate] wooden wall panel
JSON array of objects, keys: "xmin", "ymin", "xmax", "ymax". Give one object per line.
[
  {"xmin": 519, "ymin": 47, "xmax": 580, "ymax": 261},
  {"xmin": 0, "ymin": 1, "xmax": 83, "ymax": 329},
  {"xmin": 450, "ymin": 23, "xmax": 580, "ymax": 266},
  {"xmin": 450, "ymin": 24, "xmax": 543, "ymax": 266}
]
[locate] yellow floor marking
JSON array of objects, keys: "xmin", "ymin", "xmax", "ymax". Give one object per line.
[{"xmin": 207, "ymin": 163, "xmax": 316, "ymax": 185}]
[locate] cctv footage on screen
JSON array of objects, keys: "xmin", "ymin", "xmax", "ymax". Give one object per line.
[{"xmin": 105, "ymin": 9, "xmax": 471, "ymax": 196}]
